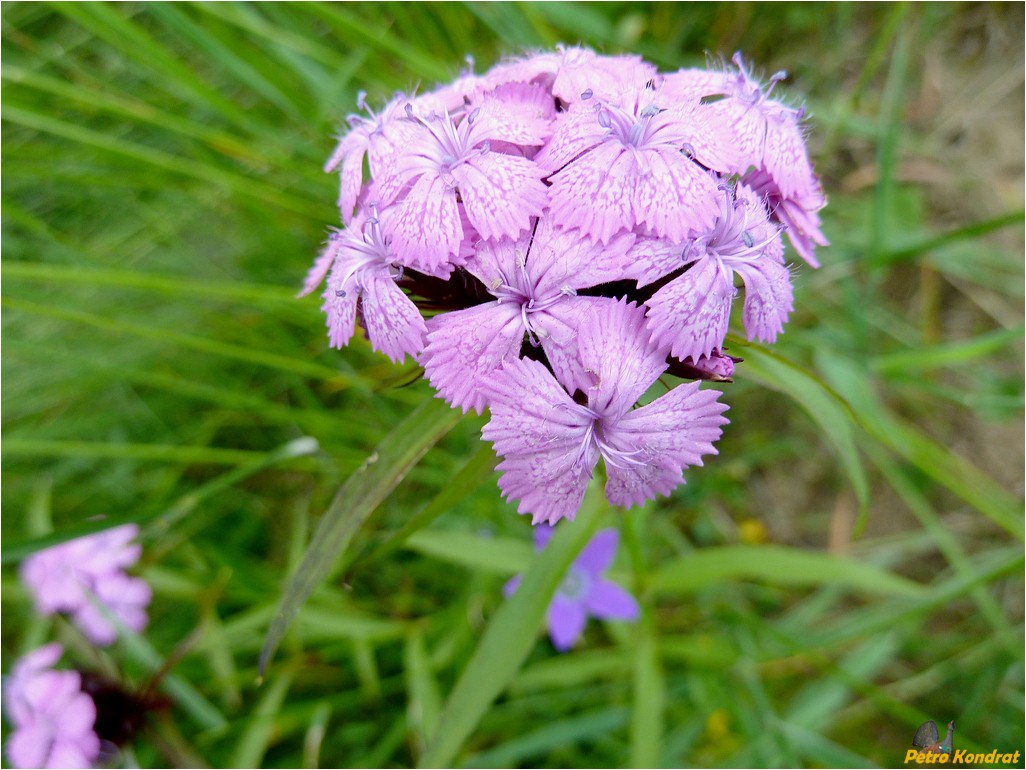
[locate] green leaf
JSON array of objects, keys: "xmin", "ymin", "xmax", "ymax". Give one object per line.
[
  {"xmin": 417, "ymin": 485, "xmax": 606, "ymax": 768},
  {"xmin": 404, "ymin": 629, "xmax": 443, "ymax": 759},
  {"xmin": 365, "ymin": 442, "xmax": 497, "ymax": 564},
  {"xmin": 403, "ymin": 530, "xmax": 534, "ymax": 575},
  {"xmin": 230, "ymin": 667, "xmax": 295, "ymax": 768},
  {"xmin": 819, "ymin": 351, "xmax": 1025, "ymax": 540},
  {"xmin": 630, "ymin": 619, "xmax": 664, "ymax": 769},
  {"xmin": 731, "ymin": 341, "xmax": 870, "ymax": 519},
  {"xmin": 650, "ymin": 544, "xmax": 925, "ymax": 596},
  {"xmin": 871, "ymin": 326, "xmax": 1024, "ymax": 375},
  {"xmin": 258, "ymin": 397, "xmax": 460, "ymax": 675}
]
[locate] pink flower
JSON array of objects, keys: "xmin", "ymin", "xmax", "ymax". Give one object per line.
[
  {"xmin": 20, "ymin": 524, "xmax": 151, "ymax": 646},
  {"xmin": 539, "ymin": 84, "xmax": 738, "ymax": 245},
  {"xmin": 505, "ymin": 527, "xmax": 639, "ymax": 651},
  {"xmin": 3, "ymin": 644, "xmax": 100, "ymax": 769},
  {"xmin": 549, "ymin": 46, "xmax": 660, "ymax": 104},
  {"xmin": 744, "ymin": 167, "xmax": 829, "ymax": 268},
  {"xmin": 307, "ymin": 206, "xmax": 429, "ymax": 363},
  {"xmin": 380, "ymin": 103, "xmax": 548, "ymax": 271},
  {"xmin": 420, "ymin": 214, "xmax": 633, "ymax": 413},
  {"xmin": 626, "ymin": 182, "xmax": 794, "ymax": 362},
  {"xmin": 482, "ymin": 301, "xmax": 729, "ymax": 524}
]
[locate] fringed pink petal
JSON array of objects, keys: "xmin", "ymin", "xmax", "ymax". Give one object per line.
[
  {"xmin": 452, "ymin": 152, "xmax": 548, "ymax": 243},
  {"xmin": 387, "ymin": 173, "xmax": 462, "ymax": 272},
  {"xmin": 421, "ymin": 302, "xmax": 523, "ymax": 414},
  {"xmin": 481, "ymin": 357, "xmax": 596, "ymax": 525},
  {"xmin": 645, "ymin": 257, "xmax": 734, "ymax": 362},
  {"xmin": 361, "ymin": 272, "xmax": 429, "ymax": 363}
]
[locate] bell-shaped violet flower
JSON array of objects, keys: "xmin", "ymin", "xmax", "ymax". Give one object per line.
[
  {"xmin": 20, "ymin": 525, "xmax": 151, "ymax": 647},
  {"xmin": 307, "ymin": 206, "xmax": 429, "ymax": 363},
  {"xmin": 3, "ymin": 644, "xmax": 100, "ymax": 769},
  {"xmin": 505, "ymin": 527, "xmax": 639, "ymax": 652},
  {"xmin": 539, "ymin": 83, "xmax": 738, "ymax": 246},
  {"xmin": 421, "ymin": 214, "xmax": 633, "ymax": 413},
  {"xmin": 379, "ymin": 104, "xmax": 548, "ymax": 272},
  {"xmin": 624, "ymin": 182, "xmax": 793, "ymax": 363},
  {"xmin": 482, "ymin": 301, "xmax": 729, "ymax": 525}
]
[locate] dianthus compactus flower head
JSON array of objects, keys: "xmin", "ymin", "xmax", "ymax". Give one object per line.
[
  {"xmin": 506, "ymin": 527, "xmax": 640, "ymax": 651},
  {"xmin": 20, "ymin": 524, "xmax": 151, "ymax": 646},
  {"xmin": 3, "ymin": 644, "xmax": 100, "ymax": 769},
  {"xmin": 309, "ymin": 46, "xmax": 828, "ymax": 524}
]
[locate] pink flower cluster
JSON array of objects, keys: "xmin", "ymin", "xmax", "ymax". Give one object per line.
[
  {"xmin": 306, "ymin": 47, "xmax": 827, "ymax": 525},
  {"xmin": 20, "ymin": 524, "xmax": 151, "ymax": 645},
  {"xmin": 3, "ymin": 644, "xmax": 100, "ymax": 769}
]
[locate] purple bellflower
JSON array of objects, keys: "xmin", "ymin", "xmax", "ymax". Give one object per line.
[
  {"xmin": 505, "ymin": 526, "xmax": 639, "ymax": 651},
  {"xmin": 20, "ymin": 524, "xmax": 151, "ymax": 646},
  {"xmin": 420, "ymin": 214, "xmax": 633, "ymax": 413},
  {"xmin": 3, "ymin": 644, "xmax": 100, "ymax": 769},
  {"xmin": 625, "ymin": 182, "xmax": 793, "ymax": 362},
  {"xmin": 482, "ymin": 301, "xmax": 729, "ymax": 525}
]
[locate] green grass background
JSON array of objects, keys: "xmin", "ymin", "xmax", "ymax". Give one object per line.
[{"xmin": 2, "ymin": 2, "xmax": 1023, "ymax": 768}]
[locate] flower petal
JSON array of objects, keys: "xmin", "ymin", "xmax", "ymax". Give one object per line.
[
  {"xmin": 734, "ymin": 257, "xmax": 793, "ymax": 344},
  {"xmin": 481, "ymin": 357, "xmax": 596, "ymax": 525},
  {"xmin": 631, "ymin": 148, "xmax": 720, "ymax": 242},
  {"xmin": 547, "ymin": 595, "xmax": 588, "ymax": 651},
  {"xmin": 387, "ymin": 173, "xmax": 462, "ymax": 271},
  {"xmin": 576, "ymin": 300, "xmax": 668, "ymax": 420},
  {"xmin": 421, "ymin": 302, "xmax": 524, "ymax": 414},
  {"xmin": 575, "ymin": 528, "xmax": 618, "ymax": 575},
  {"xmin": 361, "ymin": 272, "xmax": 428, "ymax": 362},
  {"xmin": 470, "ymin": 82, "xmax": 555, "ymax": 146},
  {"xmin": 547, "ymin": 142, "xmax": 635, "ymax": 245},
  {"xmin": 603, "ymin": 381, "xmax": 728, "ymax": 509},
  {"xmin": 585, "ymin": 579, "xmax": 640, "ymax": 621},
  {"xmin": 623, "ymin": 235, "xmax": 688, "ymax": 288},
  {"xmin": 451, "ymin": 152, "xmax": 547, "ymax": 243},
  {"xmin": 322, "ymin": 269, "xmax": 359, "ymax": 350},
  {"xmin": 645, "ymin": 256, "xmax": 734, "ymax": 362},
  {"xmin": 527, "ymin": 217, "xmax": 633, "ymax": 297}
]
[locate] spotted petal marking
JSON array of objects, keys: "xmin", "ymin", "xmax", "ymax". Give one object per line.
[
  {"xmin": 576, "ymin": 300, "xmax": 668, "ymax": 419},
  {"xmin": 645, "ymin": 256, "xmax": 734, "ymax": 363},
  {"xmin": 421, "ymin": 302, "xmax": 524, "ymax": 414},
  {"xmin": 387, "ymin": 173, "xmax": 463, "ymax": 271},
  {"xmin": 483, "ymin": 357, "xmax": 597, "ymax": 525},
  {"xmin": 632, "ymin": 147, "xmax": 720, "ymax": 242},
  {"xmin": 734, "ymin": 257, "xmax": 794, "ymax": 344},
  {"xmin": 547, "ymin": 142, "xmax": 635, "ymax": 246},
  {"xmin": 361, "ymin": 272, "xmax": 428, "ymax": 363},
  {"xmin": 602, "ymin": 381, "xmax": 728, "ymax": 508},
  {"xmin": 452, "ymin": 151, "xmax": 548, "ymax": 243}
]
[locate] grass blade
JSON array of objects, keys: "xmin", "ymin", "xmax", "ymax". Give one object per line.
[
  {"xmin": 650, "ymin": 544, "xmax": 925, "ymax": 596},
  {"xmin": 258, "ymin": 397, "xmax": 461, "ymax": 674},
  {"xmin": 417, "ymin": 484, "xmax": 606, "ymax": 768},
  {"xmin": 730, "ymin": 341, "xmax": 870, "ymax": 518}
]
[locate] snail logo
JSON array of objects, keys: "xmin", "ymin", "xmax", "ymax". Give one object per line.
[{"xmin": 903, "ymin": 720, "xmax": 1022, "ymax": 765}]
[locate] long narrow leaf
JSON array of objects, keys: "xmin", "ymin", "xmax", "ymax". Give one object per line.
[
  {"xmin": 729, "ymin": 341, "xmax": 870, "ymax": 517},
  {"xmin": 417, "ymin": 485, "xmax": 606, "ymax": 768},
  {"xmin": 650, "ymin": 544, "xmax": 925, "ymax": 596},
  {"xmin": 258, "ymin": 397, "xmax": 460, "ymax": 674}
]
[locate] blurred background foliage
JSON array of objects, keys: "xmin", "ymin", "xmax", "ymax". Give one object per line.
[{"xmin": 2, "ymin": 2, "xmax": 1023, "ymax": 768}]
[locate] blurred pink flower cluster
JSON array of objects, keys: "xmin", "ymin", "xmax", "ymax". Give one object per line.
[
  {"xmin": 305, "ymin": 47, "xmax": 827, "ymax": 524},
  {"xmin": 20, "ymin": 523, "xmax": 151, "ymax": 645},
  {"xmin": 3, "ymin": 644, "xmax": 99, "ymax": 769}
]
